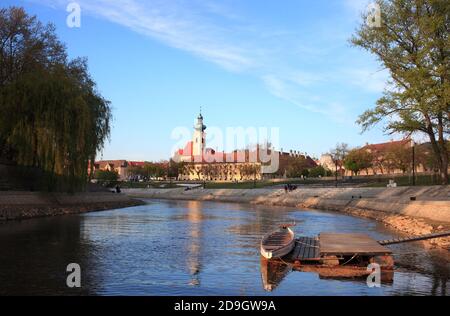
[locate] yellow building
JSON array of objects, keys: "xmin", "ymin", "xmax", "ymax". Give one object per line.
[{"xmin": 173, "ymin": 112, "xmax": 316, "ymax": 182}]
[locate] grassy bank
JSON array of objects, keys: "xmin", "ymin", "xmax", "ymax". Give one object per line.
[
  {"xmin": 103, "ymin": 172, "xmax": 449, "ymax": 191},
  {"xmin": 361, "ymin": 174, "xmax": 449, "ymax": 187}
]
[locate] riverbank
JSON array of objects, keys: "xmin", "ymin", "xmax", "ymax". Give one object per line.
[
  {"xmin": 124, "ymin": 186, "xmax": 450, "ymax": 249},
  {"xmin": 0, "ymin": 191, "xmax": 144, "ymax": 221}
]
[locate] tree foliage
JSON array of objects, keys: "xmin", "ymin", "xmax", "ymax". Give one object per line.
[
  {"xmin": 344, "ymin": 149, "xmax": 374, "ymax": 175},
  {"xmin": 329, "ymin": 143, "xmax": 350, "ymax": 176},
  {"xmin": 309, "ymin": 165, "xmax": 331, "ymax": 178},
  {"xmin": 286, "ymin": 156, "xmax": 310, "ymax": 178},
  {"xmin": 94, "ymin": 170, "xmax": 119, "ymax": 182},
  {"xmin": 0, "ymin": 7, "xmax": 111, "ymax": 191},
  {"xmin": 384, "ymin": 142, "xmax": 412, "ymax": 173},
  {"xmin": 128, "ymin": 162, "xmax": 169, "ymax": 180},
  {"xmin": 351, "ymin": 0, "xmax": 449, "ymax": 183}
]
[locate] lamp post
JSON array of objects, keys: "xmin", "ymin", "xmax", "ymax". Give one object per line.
[
  {"xmin": 335, "ymin": 159, "xmax": 338, "ymax": 188},
  {"xmin": 411, "ymin": 140, "xmax": 416, "ymax": 186},
  {"xmin": 168, "ymin": 159, "xmax": 172, "ymax": 187}
]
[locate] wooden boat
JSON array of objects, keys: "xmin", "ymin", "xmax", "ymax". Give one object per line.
[{"xmin": 260, "ymin": 226, "xmax": 295, "ymax": 259}]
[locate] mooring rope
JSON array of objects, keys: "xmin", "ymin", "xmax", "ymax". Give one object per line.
[
  {"xmin": 274, "ymin": 256, "xmax": 291, "ymax": 266},
  {"xmin": 295, "ymin": 239, "xmax": 319, "ymax": 248},
  {"xmin": 341, "ymin": 253, "xmax": 358, "ymax": 266}
]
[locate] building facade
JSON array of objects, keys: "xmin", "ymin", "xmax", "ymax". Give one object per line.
[
  {"xmin": 173, "ymin": 112, "xmax": 316, "ymax": 182},
  {"xmin": 92, "ymin": 160, "xmax": 145, "ymax": 180},
  {"xmin": 317, "ymin": 139, "xmax": 438, "ymax": 176}
]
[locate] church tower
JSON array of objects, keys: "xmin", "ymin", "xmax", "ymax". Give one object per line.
[{"xmin": 192, "ymin": 110, "xmax": 206, "ymax": 157}]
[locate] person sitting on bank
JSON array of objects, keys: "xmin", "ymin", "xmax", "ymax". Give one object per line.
[{"xmin": 115, "ymin": 185, "xmax": 121, "ymax": 194}]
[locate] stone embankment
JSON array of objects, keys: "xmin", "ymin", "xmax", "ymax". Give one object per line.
[
  {"xmin": 0, "ymin": 191, "xmax": 144, "ymax": 221},
  {"xmin": 124, "ymin": 186, "xmax": 450, "ymax": 249}
]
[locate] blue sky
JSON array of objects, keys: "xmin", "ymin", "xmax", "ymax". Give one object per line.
[{"xmin": 5, "ymin": 0, "xmax": 395, "ymax": 160}]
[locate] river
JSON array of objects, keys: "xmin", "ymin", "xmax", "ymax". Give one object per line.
[{"xmin": 0, "ymin": 199, "xmax": 448, "ymax": 295}]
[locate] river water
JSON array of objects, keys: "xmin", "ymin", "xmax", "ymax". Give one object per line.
[{"xmin": 0, "ymin": 199, "xmax": 448, "ymax": 296}]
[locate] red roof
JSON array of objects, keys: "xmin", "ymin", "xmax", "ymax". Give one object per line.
[
  {"xmin": 363, "ymin": 139, "xmax": 411, "ymax": 152},
  {"xmin": 128, "ymin": 161, "xmax": 146, "ymax": 167},
  {"xmin": 178, "ymin": 147, "xmax": 298, "ymax": 164},
  {"xmin": 178, "ymin": 141, "xmax": 193, "ymax": 156},
  {"xmin": 176, "ymin": 141, "xmax": 317, "ymax": 167},
  {"xmin": 95, "ymin": 160, "xmax": 128, "ymax": 168},
  {"xmin": 95, "ymin": 160, "xmax": 146, "ymax": 169}
]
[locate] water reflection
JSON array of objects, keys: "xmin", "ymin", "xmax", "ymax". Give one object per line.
[
  {"xmin": 0, "ymin": 216, "xmax": 96, "ymax": 295},
  {"xmin": 260, "ymin": 257, "xmax": 291, "ymax": 292},
  {"xmin": 259, "ymin": 257, "xmax": 395, "ymax": 292},
  {"xmin": 0, "ymin": 199, "xmax": 448, "ymax": 295},
  {"xmin": 187, "ymin": 201, "xmax": 202, "ymax": 286}
]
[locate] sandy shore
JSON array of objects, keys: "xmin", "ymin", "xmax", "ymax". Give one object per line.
[
  {"xmin": 0, "ymin": 191, "xmax": 144, "ymax": 221},
  {"xmin": 124, "ymin": 186, "xmax": 450, "ymax": 249}
]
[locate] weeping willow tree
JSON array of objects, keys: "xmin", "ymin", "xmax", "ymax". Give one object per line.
[{"xmin": 0, "ymin": 7, "xmax": 111, "ymax": 191}]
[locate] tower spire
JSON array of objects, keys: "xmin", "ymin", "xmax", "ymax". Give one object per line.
[{"xmin": 193, "ymin": 109, "xmax": 206, "ymax": 156}]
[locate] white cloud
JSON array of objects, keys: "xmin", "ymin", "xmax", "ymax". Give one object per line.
[
  {"xmin": 261, "ymin": 74, "xmax": 352, "ymax": 123},
  {"xmin": 37, "ymin": 0, "xmax": 255, "ymax": 72},
  {"xmin": 34, "ymin": 0, "xmax": 387, "ymax": 121},
  {"xmin": 342, "ymin": 68, "xmax": 390, "ymax": 93}
]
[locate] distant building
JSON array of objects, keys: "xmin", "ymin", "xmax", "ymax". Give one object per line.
[
  {"xmin": 173, "ymin": 112, "xmax": 316, "ymax": 182},
  {"xmin": 360, "ymin": 139, "xmax": 413, "ymax": 175},
  {"xmin": 318, "ymin": 138, "xmax": 429, "ymax": 176},
  {"xmin": 318, "ymin": 154, "xmax": 337, "ymax": 173},
  {"xmin": 92, "ymin": 160, "xmax": 145, "ymax": 180}
]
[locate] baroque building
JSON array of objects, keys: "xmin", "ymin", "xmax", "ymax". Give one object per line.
[{"xmin": 173, "ymin": 112, "xmax": 316, "ymax": 182}]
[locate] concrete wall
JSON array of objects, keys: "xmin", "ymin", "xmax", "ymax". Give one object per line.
[
  {"xmin": 123, "ymin": 186, "xmax": 450, "ymax": 223},
  {"xmin": 0, "ymin": 191, "xmax": 142, "ymax": 221},
  {"xmin": 0, "ymin": 191, "xmax": 135, "ymax": 205}
]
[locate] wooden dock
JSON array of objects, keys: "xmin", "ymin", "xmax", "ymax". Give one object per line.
[
  {"xmin": 319, "ymin": 233, "xmax": 392, "ymax": 257},
  {"xmin": 287, "ymin": 237, "xmax": 321, "ymax": 262},
  {"xmin": 261, "ymin": 232, "xmax": 396, "ymax": 291},
  {"xmin": 283, "ymin": 233, "xmax": 393, "ymax": 268},
  {"xmin": 260, "ymin": 229, "xmax": 450, "ymax": 291}
]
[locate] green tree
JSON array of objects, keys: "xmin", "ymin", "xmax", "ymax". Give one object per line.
[
  {"xmin": 344, "ymin": 149, "xmax": 374, "ymax": 176},
  {"xmin": 94, "ymin": 170, "xmax": 119, "ymax": 182},
  {"xmin": 142, "ymin": 162, "xmax": 167, "ymax": 179},
  {"xmin": 286, "ymin": 156, "xmax": 310, "ymax": 178},
  {"xmin": 168, "ymin": 160, "xmax": 185, "ymax": 179},
  {"xmin": 0, "ymin": 7, "xmax": 111, "ymax": 191},
  {"xmin": 415, "ymin": 142, "xmax": 444, "ymax": 171},
  {"xmin": 329, "ymin": 143, "xmax": 349, "ymax": 178},
  {"xmin": 351, "ymin": 0, "xmax": 449, "ymax": 184},
  {"xmin": 384, "ymin": 143, "xmax": 412, "ymax": 173},
  {"xmin": 309, "ymin": 166, "xmax": 327, "ymax": 178},
  {"xmin": 127, "ymin": 165, "xmax": 144, "ymax": 178}
]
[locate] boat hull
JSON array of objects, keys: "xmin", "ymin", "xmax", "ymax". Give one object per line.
[{"xmin": 260, "ymin": 227, "xmax": 295, "ymax": 259}]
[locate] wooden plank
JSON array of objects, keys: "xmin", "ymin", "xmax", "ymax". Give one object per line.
[
  {"xmin": 292, "ymin": 241, "xmax": 301, "ymax": 260},
  {"xmin": 293, "ymin": 237, "xmax": 320, "ymax": 261},
  {"xmin": 307, "ymin": 238, "xmax": 314, "ymax": 259},
  {"xmin": 319, "ymin": 233, "xmax": 392, "ymax": 256},
  {"xmin": 299, "ymin": 237, "xmax": 307, "ymax": 259},
  {"xmin": 313, "ymin": 238, "xmax": 320, "ymax": 259},
  {"xmin": 305, "ymin": 238, "xmax": 312, "ymax": 259},
  {"xmin": 306, "ymin": 237, "xmax": 320, "ymax": 260}
]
